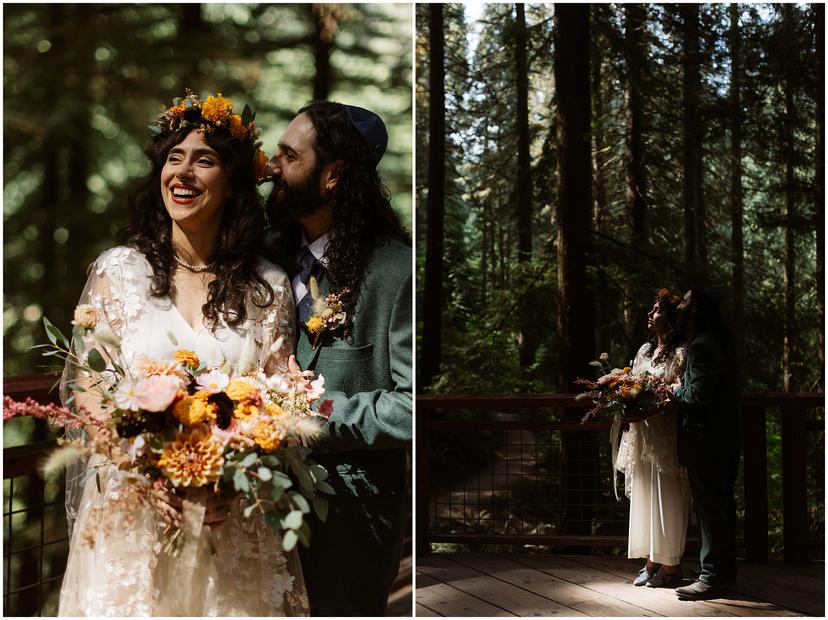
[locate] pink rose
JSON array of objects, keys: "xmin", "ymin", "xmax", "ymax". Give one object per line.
[{"xmin": 134, "ymin": 375, "xmax": 181, "ymax": 412}]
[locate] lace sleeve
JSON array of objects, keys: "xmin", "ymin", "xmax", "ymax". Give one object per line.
[
  {"xmin": 631, "ymin": 343, "xmax": 649, "ymax": 374},
  {"xmin": 61, "ymin": 247, "xmax": 135, "ymax": 538},
  {"xmin": 243, "ymin": 261, "xmax": 296, "ymax": 377}
]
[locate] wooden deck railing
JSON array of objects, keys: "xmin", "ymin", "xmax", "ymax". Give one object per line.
[{"xmin": 416, "ymin": 392, "xmax": 824, "ymax": 564}]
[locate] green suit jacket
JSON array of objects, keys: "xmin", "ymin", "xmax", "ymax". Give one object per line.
[
  {"xmin": 296, "ymin": 237, "xmax": 412, "ymax": 497},
  {"xmin": 673, "ymin": 332, "xmax": 742, "ymax": 466}
]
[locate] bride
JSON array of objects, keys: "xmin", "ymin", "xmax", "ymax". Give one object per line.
[
  {"xmin": 616, "ymin": 289, "xmax": 690, "ymax": 588},
  {"xmin": 58, "ymin": 91, "xmax": 308, "ymax": 616}
]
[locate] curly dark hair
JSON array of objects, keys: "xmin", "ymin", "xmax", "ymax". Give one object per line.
[
  {"xmin": 119, "ymin": 125, "xmax": 273, "ymax": 328},
  {"xmin": 673, "ymin": 287, "xmax": 737, "ymax": 360},
  {"xmin": 266, "ymin": 100, "xmax": 410, "ymax": 309},
  {"xmin": 644, "ymin": 292, "xmax": 681, "ymax": 366}
]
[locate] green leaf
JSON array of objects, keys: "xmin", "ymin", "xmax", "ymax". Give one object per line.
[
  {"xmin": 290, "ymin": 492, "xmax": 310, "ymax": 514},
  {"xmin": 257, "ymin": 466, "xmax": 272, "ymax": 481},
  {"xmin": 166, "ymin": 331, "xmax": 178, "ymax": 346},
  {"xmin": 43, "ymin": 316, "xmax": 58, "ymax": 346},
  {"xmin": 271, "ymin": 471, "xmax": 293, "ymax": 489},
  {"xmin": 72, "ymin": 327, "xmax": 86, "ymax": 354},
  {"xmin": 172, "ymin": 97, "xmax": 182, "ymax": 106},
  {"xmin": 313, "ymin": 495, "xmax": 328, "ymax": 522},
  {"xmin": 243, "ymin": 503, "xmax": 257, "ymax": 518},
  {"xmin": 147, "ymin": 124, "xmax": 162, "ymax": 134},
  {"xmin": 296, "ymin": 522, "xmax": 311, "ymax": 547},
  {"xmin": 241, "ymin": 104, "xmax": 253, "ymax": 126},
  {"xmin": 283, "ymin": 510, "xmax": 303, "ymax": 530},
  {"xmin": 69, "ymin": 384, "xmax": 87, "ymax": 392},
  {"xmin": 310, "ymin": 464, "xmax": 329, "ymax": 481},
  {"xmin": 265, "ymin": 510, "xmax": 284, "ymax": 528},
  {"xmin": 282, "ymin": 529, "xmax": 298, "ymax": 552},
  {"xmin": 316, "ymin": 481, "xmax": 336, "ymax": 495},
  {"xmin": 271, "ymin": 484, "xmax": 285, "ymax": 503},
  {"xmin": 87, "ymin": 349, "xmax": 106, "ymax": 373},
  {"xmin": 589, "ymin": 360, "xmax": 604, "ymax": 368},
  {"xmin": 240, "ymin": 452, "xmax": 258, "ymax": 469},
  {"xmin": 233, "ymin": 469, "xmax": 250, "ymax": 493},
  {"xmin": 261, "ymin": 455, "xmax": 281, "ymax": 468}
]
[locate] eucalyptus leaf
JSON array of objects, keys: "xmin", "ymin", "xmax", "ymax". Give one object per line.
[
  {"xmin": 257, "ymin": 466, "xmax": 272, "ymax": 481},
  {"xmin": 243, "ymin": 503, "xmax": 257, "ymax": 518},
  {"xmin": 310, "ymin": 464, "xmax": 329, "ymax": 481},
  {"xmin": 148, "ymin": 124, "xmax": 162, "ymax": 134},
  {"xmin": 240, "ymin": 452, "xmax": 258, "ymax": 469},
  {"xmin": 589, "ymin": 360, "xmax": 604, "ymax": 368},
  {"xmin": 87, "ymin": 349, "xmax": 106, "ymax": 373},
  {"xmin": 282, "ymin": 529, "xmax": 298, "ymax": 552},
  {"xmin": 233, "ymin": 469, "xmax": 250, "ymax": 493},
  {"xmin": 69, "ymin": 384, "xmax": 87, "ymax": 392},
  {"xmin": 271, "ymin": 471, "xmax": 293, "ymax": 489},
  {"xmin": 261, "ymin": 455, "xmax": 281, "ymax": 468},
  {"xmin": 290, "ymin": 493, "xmax": 310, "ymax": 514},
  {"xmin": 283, "ymin": 510, "xmax": 303, "ymax": 530},
  {"xmin": 271, "ymin": 485, "xmax": 285, "ymax": 503},
  {"xmin": 43, "ymin": 317, "xmax": 58, "ymax": 346},
  {"xmin": 316, "ymin": 481, "xmax": 336, "ymax": 495},
  {"xmin": 166, "ymin": 331, "xmax": 178, "ymax": 346}
]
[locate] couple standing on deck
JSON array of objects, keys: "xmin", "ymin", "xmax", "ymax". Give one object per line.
[{"xmin": 617, "ymin": 287, "xmax": 741, "ymax": 601}]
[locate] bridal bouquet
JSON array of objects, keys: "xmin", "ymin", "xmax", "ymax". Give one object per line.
[
  {"xmin": 574, "ymin": 353, "xmax": 673, "ymax": 423},
  {"xmin": 4, "ymin": 305, "xmax": 335, "ymax": 553}
]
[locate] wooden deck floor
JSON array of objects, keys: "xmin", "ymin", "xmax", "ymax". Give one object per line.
[{"xmin": 416, "ymin": 554, "xmax": 824, "ymax": 617}]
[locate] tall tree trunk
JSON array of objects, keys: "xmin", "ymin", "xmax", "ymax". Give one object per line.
[
  {"xmin": 420, "ymin": 4, "xmax": 445, "ymax": 389},
  {"xmin": 624, "ymin": 3, "xmax": 648, "ymax": 348},
  {"xmin": 782, "ymin": 4, "xmax": 797, "ymax": 392},
  {"xmin": 310, "ymin": 4, "xmax": 335, "ymax": 100},
  {"xmin": 815, "ymin": 2, "xmax": 824, "ymax": 389},
  {"xmin": 515, "ymin": 3, "xmax": 536, "ymax": 370},
  {"xmin": 554, "ymin": 3, "xmax": 597, "ymax": 538},
  {"xmin": 729, "ymin": 4, "xmax": 745, "ymax": 370},
  {"xmin": 591, "ymin": 4, "xmax": 610, "ymax": 356},
  {"xmin": 680, "ymin": 4, "xmax": 707, "ymax": 281}
]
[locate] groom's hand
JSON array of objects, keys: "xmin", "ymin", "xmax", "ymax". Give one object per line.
[{"xmin": 288, "ymin": 354, "xmax": 302, "ymax": 374}]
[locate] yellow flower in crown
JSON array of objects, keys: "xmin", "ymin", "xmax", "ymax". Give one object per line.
[
  {"xmin": 229, "ymin": 114, "xmax": 248, "ymax": 140},
  {"xmin": 173, "ymin": 349, "xmax": 200, "ymax": 368},
  {"xmin": 201, "ymin": 93, "xmax": 233, "ymax": 123},
  {"xmin": 173, "ymin": 391, "xmax": 217, "ymax": 426},
  {"xmin": 156, "ymin": 425, "xmax": 224, "ymax": 487}
]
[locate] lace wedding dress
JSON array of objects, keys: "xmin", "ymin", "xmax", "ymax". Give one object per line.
[
  {"xmin": 58, "ymin": 246, "xmax": 309, "ymax": 616},
  {"xmin": 615, "ymin": 343, "xmax": 690, "ymax": 566}
]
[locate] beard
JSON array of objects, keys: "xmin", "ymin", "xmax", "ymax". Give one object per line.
[{"xmin": 265, "ymin": 168, "xmax": 326, "ymax": 222}]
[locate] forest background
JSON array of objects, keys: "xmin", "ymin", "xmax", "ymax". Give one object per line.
[
  {"xmin": 416, "ymin": 3, "xmax": 823, "ymax": 558},
  {"xmin": 4, "ymin": 3, "xmax": 413, "ymax": 378}
]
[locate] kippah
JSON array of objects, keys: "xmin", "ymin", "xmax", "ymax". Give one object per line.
[{"xmin": 342, "ymin": 104, "xmax": 388, "ymax": 165}]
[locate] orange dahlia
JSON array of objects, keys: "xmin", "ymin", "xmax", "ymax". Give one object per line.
[{"xmin": 156, "ymin": 425, "xmax": 224, "ymax": 487}]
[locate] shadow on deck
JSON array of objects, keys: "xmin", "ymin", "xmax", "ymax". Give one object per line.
[{"xmin": 416, "ymin": 554, "xmax": 824, "ymax": 617}]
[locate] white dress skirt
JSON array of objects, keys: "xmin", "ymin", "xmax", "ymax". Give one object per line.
[
  {"xmin": 57, "ymin": 246, "xmax": 308, "ymax": 616},
  {"xmin": 615, "ymin": 343, "xmax": 690, "ymax": 566}
]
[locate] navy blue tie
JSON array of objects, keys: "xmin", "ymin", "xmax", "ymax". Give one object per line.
[{"xmin": 297, "ymin": 248, "xmax": 323, "ymax": 325}]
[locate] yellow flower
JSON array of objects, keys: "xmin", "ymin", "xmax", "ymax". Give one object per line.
[
  {"xmin": 254, "ymin": 148, "xmax": 268, "ymax": 180},
  {"xmin": 623, "ymin": 367, "xmax": 632, "ymax": 373},
  {"xmin": 229, "ymin": 114, "xmax": 248, "ymax": 140},
  {"xmin": 201, "ymin": 93, "xmax": 233, "ymax": 123},
  {"xmin": 173, "ymin": 349, "xmax": 200, "ymax": 368},
  {"xmin": 226, "ymin": 378, "xmax": 259, "ymax": 402},
  {"xmin": 251, "ymin": 419, "xmax": 284, "ymax": 452},
  {"xmin": 620, "ymin": 387, "xmax": 631, "ymax": 399},
  {"xmin": 173, "ymin": 391, "xmax": 217, "ymax": 426},
  {"xmin": 264, "ymin": 402, "xmax": 284, "ymax": 417},
  {"xmin": 633, "ymin": 384, "xmax": 641, "ymax": 391},
  {"xmin": 233, "ymin": 402, "xmax": 260, "ymax": 421},
  {"xmin": 306, "ymin": 315, "xmax": 325, "ymax": 334},
  {"xmin": 156, "ymin": 425, "xmax": 224, "ymax": 487}
]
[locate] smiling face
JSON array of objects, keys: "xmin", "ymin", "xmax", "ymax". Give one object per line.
[{"xmin": 160, "ymin": 130, "xmax": 231, "ymax": 231}]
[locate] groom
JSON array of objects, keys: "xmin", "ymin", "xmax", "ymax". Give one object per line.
[
  {"xmin": 264, "ymin": 101, "xmax": 412, "ymax": 616},
  {"xmin": 671, "ymin": 288, "xmax": 741, "ymax": 601}
]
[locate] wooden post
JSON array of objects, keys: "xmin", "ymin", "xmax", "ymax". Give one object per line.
[
  {"xmin": 742, "ymin": 405, "xmax": 768, "ymax": 562},
  {"xmin": 780, "ymin": 406, "xmax": 808, "ymax": 563},
  {"xmin": 416, "ymin": 408, "xmax": 431, "ymax": 556}
]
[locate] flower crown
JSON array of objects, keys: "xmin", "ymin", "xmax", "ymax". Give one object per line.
[
  {"xmin": 656, "ymin": 288, "xmax": 682, "ymax": 305},
  {"xmin": 148, "ymin": 89, "xmax": 269, "ymax": 181}
]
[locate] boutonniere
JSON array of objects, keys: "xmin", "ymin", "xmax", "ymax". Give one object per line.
[{"xmin": 305, "ymin": 277, "xmax": 352, "ymax": 349}]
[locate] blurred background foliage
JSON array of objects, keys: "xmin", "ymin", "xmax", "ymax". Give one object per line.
[{"xmin": 4, "ymin": 3, "xmax": 412, "ymax": 376}]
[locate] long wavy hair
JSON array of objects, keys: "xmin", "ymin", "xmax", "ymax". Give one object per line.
[
  {"xmin": 644, "ymin": 292, "xmax": 681, "ymax": 366},
  {"xmin": 267, "ymin": 100, "xmax": 410, "ymax": 309},
  {"xmin": 119, "ymin": 126, "xmax": 273, "ymax": 328},
  {"xmin": 673, "ymin": 287, "xmax": 737, "ymax": 360}
]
